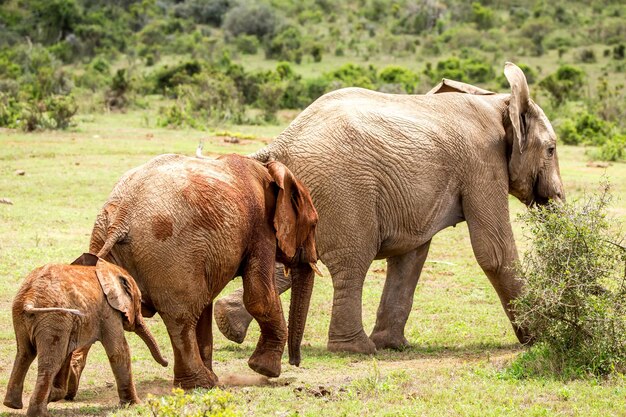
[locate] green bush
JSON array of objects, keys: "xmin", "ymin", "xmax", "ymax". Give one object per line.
[
  {"xmin": 158, "ymin": 100, "xmax": 200, "ymax": 129},
  {"xmin": 234, "ymin": 34, "xmax": 259, "ymax": 55},
  {"xmin": 471, "ymin": 2, "xmax": 495, "ymax": 30},
  {"xmin": 325, "ymin": 63, "xmax": 377, "ymax": 90},
  {"xmin": 539, "ymin": 65, "xmax": 586, "ymax": 106},
  {"xmin": 222, "ymin": 3, "xmax": 278, "ymax": 39},
  {"xmin": 513, "ymin": 184, "xmax": 626, "ymax": 377},
  {"xmin": 105, "ymin": 69, "xmax": 132, "ymax": 111},
  {"xmin": 579, "ymin": 48, "xmax": 597, "ymax": 63},
  {"xmin": 265, "ymin": 26, "xmax": 303, "ymax": 63},
  {"xmin": 0, "ymin": 92, "xmax": 21, "ymax": 128},
  {"xmin": 430, "ymin": 57, "xmax": 494, "ymax": 84},
  {"xmin": 20, "ymin": 94, "xmax": 78, "ymax": 131},
  {"xmin": 587, "ymin": 134, "xmax": 626, "ymax": 162},
  {"xmin": 153, "ymin": 61, "xmax": 203, "ymax": 94},
  {"xmin": 378, "ymin": 66, "xmax": 419, "ymax": 93}
]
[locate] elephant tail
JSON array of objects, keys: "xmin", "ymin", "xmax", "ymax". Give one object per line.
[
  {"xmin": 91, "ymin": 204, "xmax": 130, "ymax": 260},
  {"xmin": 248, "ymin": 146, "xmax": 273, "ymax": 163},
  {"xmin": 24, "ymin": 303, "xmax": 84, "ymax": 316},
  {"xmin": 96, "ymin": 227, "xmax": 127, "ymax": 259}
]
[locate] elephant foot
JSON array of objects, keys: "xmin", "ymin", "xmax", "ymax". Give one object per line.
[
  {"xmin": 513, "ymin": 324, "xmax": 535, "ymax": 346},
  {"xmin": 370, "ymin": 329, "xmax": 410, "ymax": 350},
  {"xmin": 119, "ymin": 396, "xmax": 141, "ymax": 406},
  {"xmin": 174, "ymin": 368, "xmax": 219, "ymax": 390},
  {"xmin": 248, "ymin": 349, "xmax": 282, "ymax": 378},
  {"xmin": 327, "ymin": 331, "xmax": 376, "ymax": 354},
  {"xmin": 48, "ymin": 386, "xmax": 66, "ymax": 403},
  {"xmin": 214, "ymin": 297, "xmax": 252, "ymax": 344},
  {"xmin": 26, "ymin": 404, "xmax": 49, "ymax": 417},
  {"xmin": 3, "ymin": 394, "xmax": 23, "ymax": 409}
]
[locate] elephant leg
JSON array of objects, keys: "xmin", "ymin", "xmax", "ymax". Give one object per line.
[
  {"xmin": 370, "ymin": 241, "xmax": 432, "ymax": 350},
  {"xmin": 463, "ymin": 189, "xmax": 531, "ymax": 344},
  {"xmin": 243, "ymin": 255, "xmax": 287, "ymax": 378},
  {"xmin": 161, "ymin": 312, "xmax": 218, "ymax": 389},
  {"xmin": 326, "ymin": 259, "xmax": 377, "ymax": 354},
  {"xmin": 196, "ymin": 303, "xmax": 213, "ymax": 370},
  {"xmin": 27, "ymin": 333, "xmax": 71, "ymax": 417},
  {"xmin": 100, "ymin": 331, "xmax": 139, "ymax": 405},
  {"xmin": 3, "ymin": 336, "xmax": 35, "ymax": 409},
  {"xmin": 214, "ymin": 263, "xmax": 291, "ymax": 344},
  {"xmin": 65, "ymin": 345, "xmax": 91, "ymax": 401},
  {"xmin": 49, "ymin": 354, "xmax": 72, "ymax": 402}
]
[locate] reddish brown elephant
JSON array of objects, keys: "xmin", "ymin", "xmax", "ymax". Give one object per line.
[
  {"xmin": 3, "ymin": 253, "xmax": 167, "ymax": 417},
  {"xmin": 70, "ymin": 153, "xmax": 318, "ymax": 390}
]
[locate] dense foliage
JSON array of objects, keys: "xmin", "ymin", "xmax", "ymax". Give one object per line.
[
  {"xmin": 512, "ymin": 184, "xmax": 626, "ymax": 377},
  {"xmin": 0, "ymin": 0, "xmax": 624, "ymax": 159}
]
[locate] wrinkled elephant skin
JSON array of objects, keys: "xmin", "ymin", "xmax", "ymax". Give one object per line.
[{"xmin": 214, "ymin": 62, "xmax": 565, "ymax": 354}]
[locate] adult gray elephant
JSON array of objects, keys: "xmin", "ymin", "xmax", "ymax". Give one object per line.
[{"xmin": 212, "ymin": 62, "xmax": 565, "ymax": 354}]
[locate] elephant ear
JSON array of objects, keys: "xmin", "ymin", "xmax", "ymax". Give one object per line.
[
  {"xmin": 95, "ymin": 258, "xmax": 136, "ymax": 328},
  {"xmin": 426, "ymin": 78, "xmax": 495, "ymax": 95},
  {"xmin": 266, "ymin": 161, "xmax": 318, "ymax": 264},
  {"xmin": 71, "ymin": 253, "xmax": 99, "ymax": 266},
  {"xmin": 504, "ymin": 62, "xmax": 531, "ymax": 153}
]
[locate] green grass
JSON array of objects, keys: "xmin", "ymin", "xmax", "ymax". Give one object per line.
[{"xmin": 0, "ymin": 111, "xmax": 625, "ymax": 416}]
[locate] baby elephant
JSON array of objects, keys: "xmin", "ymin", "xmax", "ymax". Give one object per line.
[{"xmin": 3, "ymin": 253, "xmax": 168, "ymax": 417}]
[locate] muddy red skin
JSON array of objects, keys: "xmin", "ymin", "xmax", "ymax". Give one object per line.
[{"xmin": 68, "ymin": 153, "xmax": 317, "ymax": 390}]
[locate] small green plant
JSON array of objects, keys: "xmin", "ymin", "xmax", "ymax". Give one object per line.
[
  {"xmin": 142, "ymin": 388, "xmax": 240, "ymax": 417},
  {"xmin": 512, "ymin": 183, "xmax": 626, "ymax": 378}
]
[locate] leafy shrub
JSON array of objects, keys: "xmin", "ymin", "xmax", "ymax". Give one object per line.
[
  {"xmin": 513, "ymin": 184, "xmax": 626, "ymax": 377},
  {"xmin": 579, "ymin": 48, "xmax": 596, "ymax": 63},
  {"xmin": 234, "ymin": 35, "xmax": 259, "ymax": 55},
  {"xmin": 471, "ymin": 2, "xmax": 495, "ymax": 30},
  {"xmin": 378, "ymin": 66, "xmax": 419, "ymax": 93},
  {"xmin": 265, "ymin": 26, "xmax": 303, "ymax": 63},
  {"xmin": 158, "ymin": 100, "xmax": 199, "ymax": 129},
  {"xmin": 105, "ymin": 69, "xmax": 132, "ymax": 111},
  {"xmin": 587, "ymin": 134, "xmax": 626, "ymax": 162},
  {"xmin": 144, "ymin": 388, "xmax": 241, "ymax": 417},
  {"xmin": 429, "ymin": 57, "xmax": 494, "ymax": 84},
  {"xmin": 324, "ymin": 63, "xmax": 377, "ymax": 90},
  {"xmin": 310, "ymin": 43, "xmax": 323, "ymax": 62},
  {"xmin": 394, "ymin": 1, "xmax": 443, "ymax": 35},
  {"xmin": 153, "ymin": 61, "xmax": 203, "ymax": 94},
  {"xmin": 222, "ymin": 3, "xmax": 278, "ymax": 39},
  {"xmin": 539, "ymin": 65, "xmax": 586, "ymax": 106},
  {"xmin": 520, "ymin": 17, "xmax": 553, "ymax": 56},
  {"xmin": 20, "ymin": 95, "xmax": 78, "ymax": 131},
  {"xmin": 174, "ymin": 0, "xmax": 232, "ymax": 26},
  {"xmin": 0, "ymin": 92, "xmax": 21, "ymax": 128},
  {"xmin": 158, "ymin": 69, "xmax": 244, "ymax": 128}
]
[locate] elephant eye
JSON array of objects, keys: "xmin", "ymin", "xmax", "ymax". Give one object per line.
[{"xmin": 547, "ymin": 147, "xmax": 555, "ymax": 157}]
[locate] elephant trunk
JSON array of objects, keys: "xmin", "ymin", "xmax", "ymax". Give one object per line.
[
  {"xmin": 134, "ymin": 318, "xmax": 168, "ymax": 367},
  {"xmin": 287, "ymin": 264, "xmax": 315, "ymax": 366}
]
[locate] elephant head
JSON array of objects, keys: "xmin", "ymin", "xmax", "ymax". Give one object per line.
[
  {"xmin": 71, "ymin": 253, "xmax": 168, "ymax": 367},
  {"xmin": 428, "ymin": 62, "xmax": 565, "ymax": 206},
  {"xmin": 266, "ymin": 161, "xmax": 319, "ymax": 366}
]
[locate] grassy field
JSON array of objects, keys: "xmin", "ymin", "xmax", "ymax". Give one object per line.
[{"xmin": 0, "ymin": 110, "xmax": 625, "ymax": 417}]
